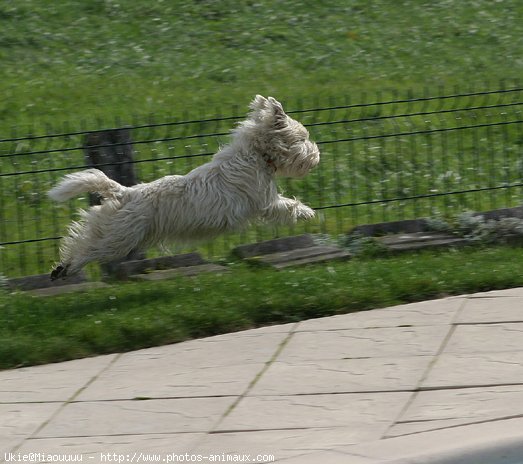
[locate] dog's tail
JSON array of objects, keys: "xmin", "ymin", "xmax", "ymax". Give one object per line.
[{"xmin": 48, "ymin": 169, "xmax": 127, "ymax": 202}]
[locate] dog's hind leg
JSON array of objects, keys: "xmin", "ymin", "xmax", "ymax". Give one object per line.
[
  {"xmin": 50, "ymin": 264, "xmax": 70, "ymax": 281},
  {"xmin": 51, "ymin": 233, "xmax": 146, "ymax": 280},
  {"xmin": 51, "ymin": 202, "xmax": 151, "ymax": 280}
]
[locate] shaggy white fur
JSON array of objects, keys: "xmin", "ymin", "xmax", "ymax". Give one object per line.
[{"xmin": 48, "ymin": 96, "xmax": 320, "ymax": 279}]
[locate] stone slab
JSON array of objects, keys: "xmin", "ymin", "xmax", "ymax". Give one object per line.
[
  {"xmin": 217, "ymin": 392, "xmax": 410, "ymax": 432},
  {"xmin": 113, "ymin": 252, "xmax": 208, "ymax": 279},
  {"xmin": 349, "ymin": 207, "xmax": 523, "ymax": 239},
  {"xmin": 377, "ymin": 232, "xmax": 468, "ymax": 252},
  {"xmin": 232, "ymin": 234, "xmax": 315, "ymax": 259},
  {"xmin": 388, "ymin": 385, "xmax": 523, "ymax": 437},
  {"xmin": 383, "ymin": 238, "xmax": 469, "ymax": 252},
  {"xmin": 443, "ymin": 322, "xmax": 523, "ymax": 354},
  {"xmin": 0, "ymin": 403, "xmax": 62, "ymax": 455},
  {"xmin": 77, "ymin": 331, "xmax": 287, "ymax": 401},
  {"xmin": 7, "ymin": 271, "xmax": 87, "ymax": 291},
  {"xmin": 233, "ymin": 235, "xmax": 351, "ymax": 268},
  {"xmin": 351, "ymin": 218, "xmax": 428, "ymax": 236},
  {"xmin": 271, "ymin": 251, "xmax": 351, "ymax": 269},
  {"xmin": 379, "ymin": 232, "xmax": 458, "ymax": 245},
  {"xmin": 130, "ymin": 263, "xmax": 228, "ymax": 281},
  {"xmin": 477, "ymin": 206, "xmax": 523, "ymax": 221},
  {"xmin": 296, "ymin": 297, "xmax": 463, "ymax": 331},
  {"xmin": 35, "ymin": 397, "xmax": 236, "ymax": 438},
  {"xmin": 249, "ymin": 357, "xmax": 432, "ymax": 396},
  {"xmin": 247, "ymin": 246, "xmax": 351, "ymax": 269},
  {"xmin": 0, "ymin": 354, "xmax": 117, "ymax": 403},
  {"xmin": 279, "ymin": 325, "xmax": 449, "ymax": 361},
  {"xmin": 28, "ymin": 281, "xmax": 109, "ymax": 297},
  {"xmin": 421, "ymin": 351, "xmax": 523, "ymax": 389}
]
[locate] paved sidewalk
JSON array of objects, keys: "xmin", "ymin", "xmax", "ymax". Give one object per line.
[{"xmin": 2, "ymin": 288, "xmax": 523, "ymax": 463}]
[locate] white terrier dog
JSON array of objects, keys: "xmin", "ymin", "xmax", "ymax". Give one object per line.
[{"xmin": 48, "ymin": 96, "xmax": 320, "ymax": 279}]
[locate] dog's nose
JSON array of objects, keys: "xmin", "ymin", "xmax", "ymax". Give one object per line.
[{"xmin": 310, "ymin": 143, "xmax": 320, "ymax": 164}]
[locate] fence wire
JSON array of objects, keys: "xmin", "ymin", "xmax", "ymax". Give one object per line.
[{"xmin": 1, "ymin": 84, "xmax": 522, "ymax": 277}]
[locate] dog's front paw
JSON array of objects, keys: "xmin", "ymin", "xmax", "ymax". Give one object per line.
[{"xmin": 297, "ymin": 205, "xmax": 315, "ymax": 221}]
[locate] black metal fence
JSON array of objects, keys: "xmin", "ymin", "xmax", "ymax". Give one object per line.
[{"xmin": 1, "ymin": 84, "xmax": 522, "ymax": 277}]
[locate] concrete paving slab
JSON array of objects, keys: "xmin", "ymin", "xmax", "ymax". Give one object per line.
[
  {"xmin": 279, "ymin": 326, "xmax": 449, "ymax": 361},
  {"xmin": 76, "ymin": 331, "xmax": 288, "ymax": 401},
  {"xmin": 295, "ymin": 297, "xmax": 463, "ymax": 331},
  {"xmin": 232, "ymin": 322, "xmax": 297, "ymax": 334},
  {"xmin": 338, "ymin": 417, "xmax": 523, "ymax": 464},
  {"xmin": 35, "ymin": 397, "xmax": 236, "ymax": 438},
  {"xmin": 77, "ymin": 362, "xmax": 265, "ymax": 401},
  {"xmin": 16, "ymin": 433, "xmax": 204, "ymax": 456},
  {"xmin": 0, "ymin": 355, "xmax": 117, "ymax": 403},
  {"xmin": 217, "ymin": 392, "xmax": 410, "ymax": 432},
  {"xmin": 421, "ymin": 351, "xmax": 523, "ymax": 389},
  {"xmin": 4, "ymin": 287, "xmax": 523, "ymax": 462},
  {"xmin": 388, "ymin": 385, "xmax": 523, "ymax": 437},
  {"xmin": 457, "ymin": 296, "xmax": 523, "ymax": 323},
  {"xmin": 112, "ymin": 330, "xmax": 288, "ymax": 367},
  {"xmin": 443, "ymin": 322, "xmax": 523, "ymax": 354},
  {"xmin": 115, "ymin": 330, "xmax": 284, "ymax": 367},
  {"xmin": 0, "ymin": 403, "xmax": 62, "ymax": 455},
  {"xmin": 171, "ymin": 330, "xmax": 290, "ymax": 367},
  {"xmin": 193, "ymin": 428, "xmax": 381, "ymax": 463},
  {"xmin": 249, "ymin": 357, "xmax": 432, "ymax": 395}
]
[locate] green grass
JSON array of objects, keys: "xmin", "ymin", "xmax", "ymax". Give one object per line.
[
  {"xmin": 1, "ymin": 0, "xmax": 522, "ymax": 128},
  {"xmin": 1, "ymin": 1, "xmax": 523, "ymax": 360},
  {"xmin": 3, "ymin": 244, "xmax": 523, "ymax": 370}
]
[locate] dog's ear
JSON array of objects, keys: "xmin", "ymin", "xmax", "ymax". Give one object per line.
[
  {"xmin": 250, "ymin": 95, "xmax": 269, "ymax": 115},
  {"xmin": 267, "ymin": 97, "xmax": 287, "ymax": 129}
]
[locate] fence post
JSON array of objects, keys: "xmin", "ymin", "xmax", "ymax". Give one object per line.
[{"xmin": 84, "ymin": 129, "xmax": 145, "ymax": 277}]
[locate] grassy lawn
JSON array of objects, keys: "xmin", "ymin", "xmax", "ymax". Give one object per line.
[
  {"xmin": 1, "ymin": 2, "xmax": 523, "ymax": 370},
  {"xmin": 3, "ymin": 244, "xmax": 523, "ymax": 370},
  {"xmin": 1, "ymin": 0, "xmax": 521, "ymax": 129}
]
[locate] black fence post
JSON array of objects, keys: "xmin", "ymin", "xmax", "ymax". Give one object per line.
[{"xmin": 84, "ymin": 129, "xmax": 145, "ymax": 277}]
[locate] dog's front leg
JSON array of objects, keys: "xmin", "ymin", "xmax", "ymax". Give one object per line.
[{"xmin": 263, "ymin": 194, "xmax": 315, "ymax": 224}]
